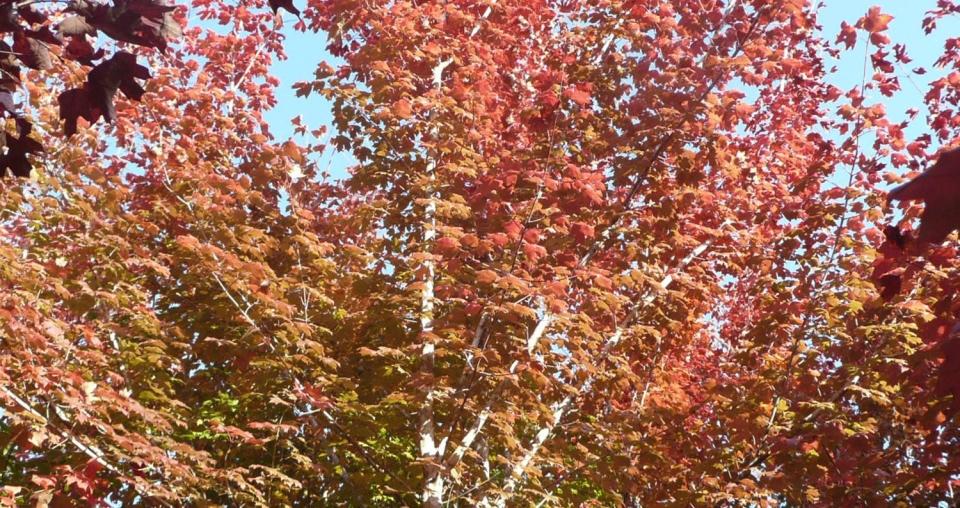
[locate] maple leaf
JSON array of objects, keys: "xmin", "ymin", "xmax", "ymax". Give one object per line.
[
  {"xmin": 58, "ymin": 51, "xmax": 150, "ymax": 135},
  {"xmin": 870, "ymin": 31, "xmax": 891, "ymax": 46},
  {"xmin": 77, "ymin": 0, "xmax": 179, "ymax": 51},
  {"xmin": 64, "ymin": 36, "xmax": 106, "ymax": 65},
  {"xmin": 0, "ymin": 119, "xmax": 42, "ymax": 177},
  {"xmin": 857, "ymin": 6, "xmax": 893, "ymax": 34},
  {"xmin": 503, "ymin": 220, "xmax": 522, "ymax": 239},
  {"xmin": 268, "ymin": 0, "xmax": 300, "ymax": 16},
  {"xmin": 475, "ymin": 269, "xmax": 498, "ymax": 285},
  {"xmin": 435, "ymin": 237, "xmax": 459, "ymax": 254},
  {"xmin": 391, "ymin": 98, "xmax": 413, "ymax": 119},
  {"xmin": 13, "ymin": 31, "xmax": 53, "ymax": 70},
  {"xmin": 59, "ymin": 16, "xmax": 96, "ymax": 37},
  {"xmin": 564, "ymin": 86, "xmax": 591, "ymax": 107},
  {"xmin": 871, "ymin": 258, "xmax": 904, "ymax": 301},
  {"xmin": 570, "ymin": 222, "xmax": 595, "ymax": 243},
  {"xmin": 31, "ymin": 475, "xmax": 57, "ymax": 490},
  {"xmin": 893, "ymin": 43, "xmax": 912, "ymax": 64},
  {"xmin": 56, "ymin": 18, "xmax": 105, "ymax": 63},
  {"xmin": 280, "ymin": 140, "xmax": 303, "ymax": 163},
  {"xmin": 889, "ymin": 147, "xmax": 960, "ymax": 244}
]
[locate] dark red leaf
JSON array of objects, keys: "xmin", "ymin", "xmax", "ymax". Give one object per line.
[
  {"xmin": 81, "ymin": 0, "xmax": 178, "ymax": 51},
  {"xmin": 64, "ymin": 36, "xmax": 105, "ymax": 65},
  {"xmin": 26, "ymin": 28, "xmax": 62, "ymax": 46},
  {"xmin": 13, "ymin": 31, "xmax": 52, "ymax": 70},
  {"xmin": 58, "ymin": 51, "xmax": 150, "ymax": 135},
  {"xmin": 268, "ymin": 0, "xmax": 300, "ymax": 16},
  {"xmin": 889, "ymin": 147, "xmax": 960, "ymax": 243},
  {"xmin": 0, "ymin": 119, "xmax": 42, "ymax": 177},
  {"xmin": 883, "ymin": 225, "xmax": 909, "ymax": 250},
  {"xmin": 17, "ymin": 7, "xmax": 46, "ymax": 25}
]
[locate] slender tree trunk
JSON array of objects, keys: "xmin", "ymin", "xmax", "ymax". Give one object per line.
[
  {"xmin": 417, "ymin": 5, "xmax": 495, "ymax": 503},
  {"xmin": 418, "ymin": 57, "xmax": 451, "ymax": 507}
]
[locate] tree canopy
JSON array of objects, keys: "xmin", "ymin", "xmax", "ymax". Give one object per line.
[{"xmin": 3, "ymin": 0, "xmax": 960, "ymax": 506}]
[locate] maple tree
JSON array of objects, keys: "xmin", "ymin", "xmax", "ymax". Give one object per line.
[{"xmin": 3, "ymin": 0, "xmax": 960, "ymax": 506}]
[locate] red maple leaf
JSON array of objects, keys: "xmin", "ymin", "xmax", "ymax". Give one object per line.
[
  {"xmin": 857, "ymin": 7, "xmax": 893, "ymax": 34},
  {"xmin": 836, "ymin": 21, "xmax": 857, "ymax": 49},
  {"xmin": 563, "ymin": 86, "xmax": 591, "ymax": 107}
]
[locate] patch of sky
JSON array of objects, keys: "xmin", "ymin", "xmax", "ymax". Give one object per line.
[
  {"xmin": 264, "ymin": 18, "xmax": 353, "ymax": 178},
  {"xmin": 820, "ymin": 1, "xmax": 960, "ymax": 171}
]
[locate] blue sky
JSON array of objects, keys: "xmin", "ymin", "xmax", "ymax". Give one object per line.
[
  {"xmin": 819, "ymin": 2, "xmax": 960, "ymax": 142},
  {"xmin": 261, "ymin": 18, "xmax": 348, "ymax": 179},
  {"xmin": 261, "ymin": 2, "xmax": 960, "ymax": 181}
]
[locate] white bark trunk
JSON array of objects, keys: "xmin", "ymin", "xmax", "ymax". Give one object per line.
[
  {"xmin": 419, "ymin": 5, "xmax": 496, "ymax": 503},
  {"xmin": 419, "ymin": 57, "xmax": 450, "ymax": 508}
]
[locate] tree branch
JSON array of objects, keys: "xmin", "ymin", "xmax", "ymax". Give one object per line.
[
  {"xmin": 0, "ymin": 385, "xmax": 173, "ymax": 507},
  {"xmin": 484, "ymin": 235, "xmax": 720, "ymax": 505}
]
